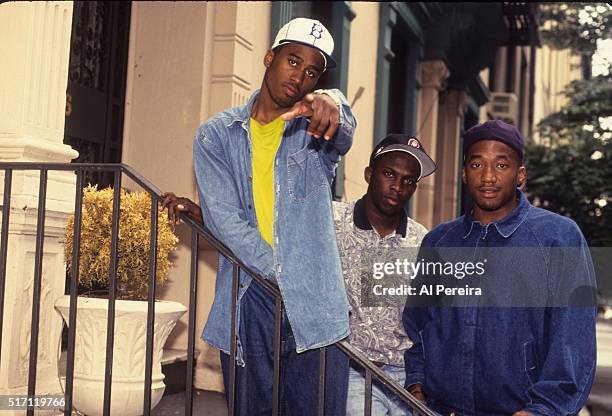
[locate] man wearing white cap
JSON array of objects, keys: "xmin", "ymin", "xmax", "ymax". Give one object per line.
[{"xmin": 192, "ymin": 18, "xmax": 356, "ymax": 414}]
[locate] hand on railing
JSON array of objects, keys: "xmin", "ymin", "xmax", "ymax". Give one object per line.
[
  {"xmin": 160, "ymin": 192, "xmax": 203, "ymax": 225},
  {"xmin": 408, "ymin": 383, "xmax": 426, "ymax": 402}
]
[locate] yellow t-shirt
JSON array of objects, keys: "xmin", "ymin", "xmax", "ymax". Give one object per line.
[{"xmin": 250, "ymin": 117, "xmax": 284, "ymax": 247}]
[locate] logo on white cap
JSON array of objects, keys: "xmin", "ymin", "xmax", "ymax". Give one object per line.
[{"xmin": 310, "ymin": 23, "xmax": 323, "ymax": 41}]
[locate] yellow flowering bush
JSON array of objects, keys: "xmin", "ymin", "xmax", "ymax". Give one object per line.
[{"xmin": 64, "ymin": 185, "xmax": 178, "ymax": 301}]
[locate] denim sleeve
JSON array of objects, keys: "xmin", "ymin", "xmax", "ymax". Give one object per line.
[
  {"xmin": 317, "ymin": 89, "xmax": 356, "ymax": 177},
  {"xmin": 402, "ymin": 305, "xmax": 429, "ymax": 389},
  {"xmin": 193, "ymin": 129, "xmax": 275, "ymax": 278},
  {"xmin": 402, "ymin": 239, "xmax": 437, "ymax": 389},
  {"xmin": 522, "ymin": 307, "xmax": 596, "ymax": 415},
  {"xmin": 522, "ymin": 233, "xmax": 597, "ymax": 415}
]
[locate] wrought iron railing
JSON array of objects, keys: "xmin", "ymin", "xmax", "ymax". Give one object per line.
[{"xmin": 0, "ymin": 162, "xmax": 436, "ymax": 416}]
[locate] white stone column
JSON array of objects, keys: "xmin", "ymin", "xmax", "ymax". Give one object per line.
[
  {"xmin": 413, "ymin": 60, "xmax": 449, "ymax": 229},
  {"xmin": 0, "ymin": 1, "xmax": 77, "ymax": 401}
]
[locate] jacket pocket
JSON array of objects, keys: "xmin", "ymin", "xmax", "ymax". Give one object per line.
[
  {"xmin": 287, "ymin": 146, "xmax": 326, "ymax": 202},
  {"xmin": 523, "ymin": 339, "xmax": 539, "ymax": 386}
]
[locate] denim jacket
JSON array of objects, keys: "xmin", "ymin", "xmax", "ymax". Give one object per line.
[
  {"xmin": 403, "ymin": 191, "xmax": 597, "ymax": 416},
  {"xmin": 193, "ymin": 90, "xmax": 354, "ymax": 359}
]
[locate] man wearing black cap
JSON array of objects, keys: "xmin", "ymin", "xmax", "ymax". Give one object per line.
[
  {"xmin": 334, "ymin": 134, "xmax": 436, "ymax": 415},
  {"xmin": 402, "ymin": 120, "xmax": 597, "ymax": 415}
]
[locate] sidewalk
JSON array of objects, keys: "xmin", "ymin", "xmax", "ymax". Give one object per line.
[
  {"xmin": 589, "ymin": 317, "xmax": 612, "ymax": 415},
  {"xmin": 154, "ymin": 390, "xmax": 227, "ymax": 416}
]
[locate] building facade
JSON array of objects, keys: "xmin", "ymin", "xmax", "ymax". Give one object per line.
[{"xmin": 1, "ymin": 1, "xmax": 572, "ymax": 396}]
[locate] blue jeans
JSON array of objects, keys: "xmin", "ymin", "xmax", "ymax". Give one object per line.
[
  {"xmin": 346, "ymin": 364, "xmax": 413, "ymax": 416},
  {"xmin": 220, "ymin": 280, "xmax": 349, "ymax": 415}
]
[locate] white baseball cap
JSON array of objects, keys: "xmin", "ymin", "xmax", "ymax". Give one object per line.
[{"xmin": 271, "ymin": 17, "xmax": 336, "ymax": 69}]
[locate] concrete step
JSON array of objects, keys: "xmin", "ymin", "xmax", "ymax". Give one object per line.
[{"xmin": 153, "ymin": 389, "xmax": 227, "ymax": 416}]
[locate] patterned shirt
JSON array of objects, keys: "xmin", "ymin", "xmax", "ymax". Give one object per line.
[{"xmin": 333, "ymin": 198, "xmax": 428, "ymax": 366}]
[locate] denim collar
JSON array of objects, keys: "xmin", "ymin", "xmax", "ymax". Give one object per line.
[
  {"xmin": 226, "ymin": 90, "xmax": 261, "ymax": 127},
  {"xmin": 353, "ymin": 196, "xmax": 408, "ymax": 238},
  {"xmin": 462, "ymin": 189, "xmax": 531, "ymax": 239}
]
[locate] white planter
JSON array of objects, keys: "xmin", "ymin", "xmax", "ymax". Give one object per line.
[{"xmin": 54, "ymin": 295, "xmax": 187, "ymax": 416}]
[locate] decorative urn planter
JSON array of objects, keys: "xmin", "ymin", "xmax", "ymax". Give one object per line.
[{"xmin": 55, "ymin": 295, "xmax": 187, "ymax": 416}]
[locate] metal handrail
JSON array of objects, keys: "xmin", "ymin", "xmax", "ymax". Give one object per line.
[{"xmin": 0, "ymin": 162, "xmax": 436, "ymax": 416}]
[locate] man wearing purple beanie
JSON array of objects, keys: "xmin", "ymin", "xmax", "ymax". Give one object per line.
[{"xmin": 403, "ymin": 120, "xmax": 597, "ymax": 415}]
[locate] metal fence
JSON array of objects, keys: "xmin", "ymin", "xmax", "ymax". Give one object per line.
[{"xmin": 0, "ymin": 162, "xmax": 435, "ymax": 416}]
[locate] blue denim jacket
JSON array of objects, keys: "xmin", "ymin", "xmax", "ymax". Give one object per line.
[
  {"xmin": 193, "ymin": 90, "xmax": 354, "ymax": 358},
  {"xmin": 403, "ymin": 191, "xmax": 597, "ymax": 416}
]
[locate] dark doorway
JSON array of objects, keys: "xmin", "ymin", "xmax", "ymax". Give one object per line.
[
  {"xmin": 64, "ymin": 1, "xmax": 131, "ymax": 187},
  {"xmin": 387, "ymin": 30, "xmax": 409, "ymax": 134},
  {"xmin": 62, "ymin": 1, "xmax": 132, "ymax": 307},
  {"xmin": 385, "ymin": 21, "xmax": 420, "ymax": 139}
]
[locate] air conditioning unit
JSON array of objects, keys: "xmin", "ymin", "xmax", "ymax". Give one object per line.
[{"xmin": 488, "ymin": 92, "xmax": 519, "ymax": 125}]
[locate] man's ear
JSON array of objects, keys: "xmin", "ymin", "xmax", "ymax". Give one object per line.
[
  {"xmin": 517, "ymin": 165, "xmax": 527, "ymax": 188},
  {"xmin": 364, "ymin": 166, "xmax": 373, "ymax": 184},
  {"xmin": 264, "ymin": 50, "xmax": 274, "ymax": 68},
  {"xmin": 461, "ymin": 165, "xmax": 467, "ymax": 184}
]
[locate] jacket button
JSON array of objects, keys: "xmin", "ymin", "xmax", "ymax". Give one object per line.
[{"xmin": 248, "ymin": 205, "xmax": 252, "ymax": 209}]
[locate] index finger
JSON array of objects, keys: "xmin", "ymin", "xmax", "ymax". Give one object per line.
[
  {"xmin": 279, "ymin": 107, "xmax": 303, "ymax": 122},
  {"xmin": 280, "ymin": 98, "xmax": 316, "ymax": 121}
]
